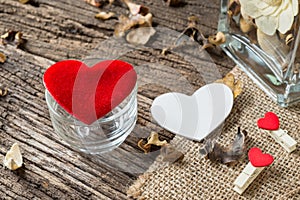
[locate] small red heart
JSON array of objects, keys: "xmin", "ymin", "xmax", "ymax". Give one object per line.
[
  {"xmin": 44, "ymin": 60, "xmax": 137, "ymax": 124},
  {"xmin": 248, "ymin": 147, "xmax": 274, "ymax": 167},
  {"xmin": 257, "ymin": 112, "xmax": 280, "ymax": 130}
]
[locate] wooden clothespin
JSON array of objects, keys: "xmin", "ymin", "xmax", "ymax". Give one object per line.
[
  {"xmin": 233, "ymin": 147, "xmax": 274, "ymax": 195},
  {"xmin": 257, "ymin": 112, "xmax": 297, "ymax": 153}
]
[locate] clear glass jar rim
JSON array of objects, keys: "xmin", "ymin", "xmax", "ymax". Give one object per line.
[{"xmin": 45, "ymin": 83, "xmax": 138, "ymax": 125}]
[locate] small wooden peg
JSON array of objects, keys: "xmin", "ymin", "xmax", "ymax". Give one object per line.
[
  {"xmin": 233, "ymin": 162, "xmax": 264, "ymax": 195},
  {"xmin": 233, "ymin": 147, "xmax": 274, "ymax": 195},
  {"xmin": 268, "ymin": 129, "xmax": 297, "ymax": 153}
]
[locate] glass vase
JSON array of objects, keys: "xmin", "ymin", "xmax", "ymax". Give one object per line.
[{"xmin": 218, "ymin": 0, "xmax": 300, "ymax": 107}]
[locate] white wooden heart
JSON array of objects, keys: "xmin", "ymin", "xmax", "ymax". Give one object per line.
[{"xmin": 151, "ymin": 83, "xmax": 233, "ymax": 141}]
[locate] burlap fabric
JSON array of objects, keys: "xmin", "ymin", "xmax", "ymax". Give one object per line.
[{"xmin": 127, "ymin": 67, "xmax": 300, "ymax": 200}]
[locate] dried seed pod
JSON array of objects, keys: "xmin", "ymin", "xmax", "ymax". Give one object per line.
[
  {"xmin": 1, "ymin": 30, "xmax": 25, "ymax": 47},
  {"xmin": 84, "ymin": 0, "xmax": 101, "ymax": 7},
  {"xmin": 147, "ymin": 132, "xmax": 168, "ymax": 146},
  {"xmin": 0, "ymin": 87, "xmax": 8, "ymax": 97},
  {"xmin": 215, "ymin": 73, "xmax": 243, "ymax": 98},
  {"xmin": 240, "ymin": 17, "xmax": 254, "ymax": 33},
  {"xmin": 0, "ymin": 52, "xmax": 6, "ymax": 63},
  {"xmin": 208, "ymin": 32, "xmax": 226, "ymax": 45},
  {"xmin": 126, "ymin": 26, "xmax": 156, "ymax": 45},
  {"xmin": 200, "ymin": 127, "xmax": 247, "ymax": 164},
  {"xmin": 95, "ymin": 12, "xmax": 115, "ymax": 20},
  {"xmin": 137, "ymin": 139, "xmax": 151, "ymax": 153},
  {"xmin": 4, "ymin": 143, "xmax": 23, "ymax": 170},
  {"xmin": 19, "ymin": 0, "xmax": 31, "ymax": 3},
  {"xmin": 164, "ymin": 0, "xmax": 185, "ymax": 7}
]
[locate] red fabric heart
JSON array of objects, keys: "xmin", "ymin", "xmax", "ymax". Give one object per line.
[
  {"xmin": 44, "ymin": 60, "xmax": 137, "ymax": 124},
  {"xmin": 248, "ymin": 147, "xmax": 274, "ymax": 167},
  {"xmin": 257, "ymin": 112, "xmax": 280, "ymax": 130}
]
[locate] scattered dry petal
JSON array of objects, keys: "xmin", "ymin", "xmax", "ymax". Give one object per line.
[
  {"xmin": 95, "ymin": 11, "xmax": 115, "ymax": 20},
  {"xmin": 0, "ymin": 52, "xmax": 6, "ymax": 63},
  {"xmin": 164, "ymin": 0, "xmax": 185, "ymax": 7},
  {"xmin": 160, "ymin": 144, "xmax": 184, "ymax": 163},
  {"xmin": 123, "ymin": 0, "xmax": 149, "ymax": 16},
  {"xmin": 147, "ymin": 132, "xmax": 168, "ymax": 146},
  {"xmin": 137, "ymin": 139, "xmax": 151, "ymax": 153},
  {"xmin": 199, "ymin": 127, "xmax": 247, "ymax": 164},
  {"xmin": 208, "ymin": 32, "xmax": 226, "ymax": 46},
  {"xmin": 215, "ymin": 73, "xmax": 243, "ymax": 98},
  {"xmin": 4, "ymin": 143, "xmax": 23, "ymax": 170},
  {"xmin": 1, "ymin": 30, "xmax": 25, "ymax": 48},
  {"xmin": 84, "ymin": 0, "xmax": 101, "ymax": 7},
  {"xmin": 137, "ymin": 132, "xmax": 168, "ymax": 153},
  {"xmin": 126, "ymin": 26, "xmax": 156, "ymax": 45},
  {"xmin": 240, "ymin": 17, "xmax": 254, "ymax": 33},
  {"xmin": 114, "ymin": 13, "xmax": 152, "ymax": 37},
  {"xmin": 19, "ymin": 0, "xmax": 31, "ymax": 3},
  {"xmin": 285, "ymin": 33, "xmax": 294, "ymax": 45},
  {"xmin": 0, "ymin": 87, "xmax": 8, "ymax": 97}
]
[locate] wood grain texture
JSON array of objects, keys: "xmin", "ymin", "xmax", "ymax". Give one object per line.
[{"xmin": 0, "ymin": 0, "xmax": 234, "ymax": 199}]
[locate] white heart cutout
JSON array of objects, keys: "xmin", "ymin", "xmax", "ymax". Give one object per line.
[{"xmin": 151, "ymin": 83, "xmax": 233, "ymax": 141}]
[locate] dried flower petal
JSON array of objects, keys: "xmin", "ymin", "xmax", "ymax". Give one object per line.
[
  {"xmin": 285, "ymin": 34, "xmax": 294, "ymax": 45},
  {"xmin": 163, "ymin": 0, "xmax": 185, "ymax": 7},
  {"xmin": 147, "ymin": 132, "xmax": 168, "ymax": 146},
  {"xmin": 84, "ymin": 0, "xmax": 101, "ymax": 7},
  {"xmin": 208, "ymin": 32, "xmax": 226, "ymax": 45},
  {"xmin": 137, "ymin": 139, "xmax": 151, "ymax": 153},
  {"xmin": 114, "ymin": 13, "xmax": 152, "ymax": 37},
  {"xmin": 0, "ymin": 87, "xmax": 8, "ymax": 97},
  {"xmin": 199, "ymin": 127, "xmax": 247, "ymax": 164},
  {"xmin": 126, "ymin": 27, "xmax": 156, "ymax": 45},
  {"xmin": 215, "ymin": 73, "xmax": 243, "ymax": 98},
  {"xmin": 95, "ymin": 12, "xmax": 115, "ymax": 20},
  {"xmin": 4, "ymin": 143, "xmax": 23, "ymax": 170},
  {"xmin": 160, "ymin": 144, "xmax": 184, "ymax": 163},
  {"xmin": 19, "ymin": 0, "xmax": 31, "ymax": 3},
  {"xmin": 0, "ymin": 52, "xmax": 6, "ymax": 63},
  {"xmin": 1, "ymin": 30, "xmax": 25, "ymax": 48}
]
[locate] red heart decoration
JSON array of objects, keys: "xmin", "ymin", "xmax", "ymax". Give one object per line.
[
  {"xmin": 248, "ymin": 147, "xmax": 274, "ymax": 167},
  {"xmin": 44, "ymin": 60, "xmax": 137, "ymax": 124},
  {"xmin": 257, "ymin": 112, "xmax": 280, "ymax": 130}
]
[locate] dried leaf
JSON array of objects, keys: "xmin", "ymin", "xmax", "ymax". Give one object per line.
[
  {"xmin": 160, "ymin": 144, "xmax": 184, "ymax": 163},
  {"xmin": 126, "ymin": 26, "xmax": 156, "ymax": 45},
  {"xmin": 123, "ymin": 0, "xmax": 149, "ymax": 16},
  {"xmin": 84, "ymin": 0, "xmax": 101, "ymax": 7},
  {"xmin": 285, "ymin": 34, "xmax": 294, "ymax": 45},
  {"xmin": 147, "ymin": 132, "xmax": 168, "ymax": 146},
  {"xmin": 95, "ymin": 12, "xmax": 115, "ymax": 20},
  {"xmin": 0, "ymin": 87, "xmax": 8, "ymax": 97},
  {"xmin": 137, "ymin": 132, "xmax": 168, "ymax": 153},
  {"xmin": 0, "ymin": 52, "xmax": 6, "ymax": 63},
  {"xmin": 1, "ymin": 30, "xmax": 25, "ymax": 48},
  {"xmin": 3, "ymin": 143, "xmax": 23, "ymax": 170},
  {"xmin": 199, "ymin": 127, "xmax": 247, "ymax": 164},
  {"xmin": 208, "ymin": 32, "xmax": 226, "ymax": 46},
  {"xmin": 240, "ymin": 17, "xmax": 254, "ymax": 33},
  {"xmin": 215, "ymin": 73, "xmax": 243, "ymax": 98},
  {"xmin": 137, "ymin": 139, "xmax": 151, "ymax": 153},
  {"xmin": 163, "ymin": 0, "xmax": 185, "ymax": 7},
  {"xmin": 114, "ymin": 13, "xmax": 152, "ymax": 37},
  {"xmin": 19, "ymin": 0, "xmax": 31, "ymax": 3}
]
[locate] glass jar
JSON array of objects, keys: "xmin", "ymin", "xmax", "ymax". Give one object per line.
[
  {"xmin": 218, "ymin": 0, "xmax": 300, "ymax": 107},
  {"xmin": 45, "ymin": 59, "xmax": 138, "ymax": 154}
]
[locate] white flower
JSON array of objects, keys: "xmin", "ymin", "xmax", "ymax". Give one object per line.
[{"xmin": 239, "ymin": 0, "xmax": 299, "ymax": 35}]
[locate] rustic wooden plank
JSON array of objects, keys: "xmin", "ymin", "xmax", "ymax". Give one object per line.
[{"xmin": 0, "ymin": 0, "xmax": 235, "ymax": 199}]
